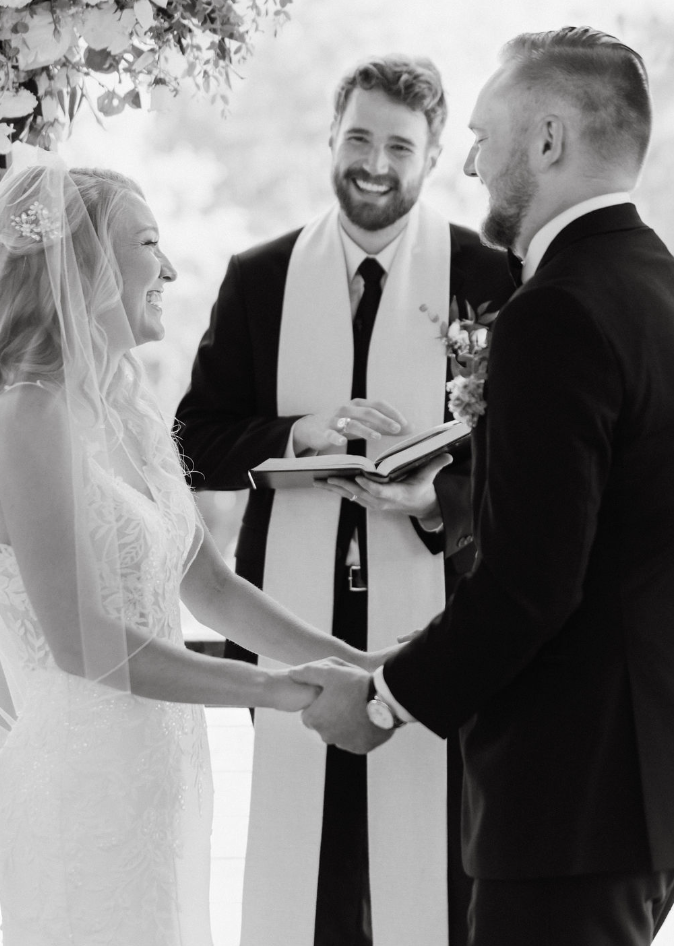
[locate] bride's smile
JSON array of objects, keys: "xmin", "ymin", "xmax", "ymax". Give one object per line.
[{"xmin": 112, "ymin": 193, "xmax": 177, "ymax": 346}]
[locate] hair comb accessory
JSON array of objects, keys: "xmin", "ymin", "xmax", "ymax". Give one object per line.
[{"xmin": 10, "ymin": 201, "xmax": 61, "ymax": 242}]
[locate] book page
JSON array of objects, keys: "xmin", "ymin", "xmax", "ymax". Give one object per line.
[{"xmin": 373, "ymin": 421, "xmax": 465, "ymax": 464}]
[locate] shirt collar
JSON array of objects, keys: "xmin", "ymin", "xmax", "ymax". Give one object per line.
[
  {"xmin": 339, "ymin": 221, "xmax": 405, "ymax": 281},
  {"xmin": 521, "ymin": 192, "xmax": 633, "ymax": 283}
]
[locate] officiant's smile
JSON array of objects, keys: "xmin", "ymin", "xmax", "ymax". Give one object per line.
[{"xmin": 330, "ymin": 85, "xmax": 440, "ymax": 236}]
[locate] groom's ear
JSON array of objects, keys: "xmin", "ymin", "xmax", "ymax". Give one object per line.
[{"xmin": 536, "ymin": 115, "xmax": 564, "ymax": 170}]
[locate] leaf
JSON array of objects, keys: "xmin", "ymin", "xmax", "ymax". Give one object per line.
[
  {"xmin": 438, "ymin": 320, "xmax": 448, "ymax": 336},
  {"xmin": 477, "ymin": 300, "xmax": 492, "ymax": 315},
  {"xmin": 134, "ymin": 0, "xmax": 155, "ymax": 31},
  {"xmin": 84, "ymin": 47, "xmax": 118, "ymax": 74},
  {"xmin": 132, "ymin": 50, "xmax": 155, "ymax": 71},
  {"xmin": 448, "ymin": 296, "xmax": 461, "ymax": 323},
  {"xmin": 477, "ymin": 311, "xmax": 499, "ymax": 326},
  {"xmin": 124, "ymin": 88, "xmax": 142, "ymax": 108},
  {"xmin": 97, "ymin": 89, "xmax": 126, "ymax": 116}
]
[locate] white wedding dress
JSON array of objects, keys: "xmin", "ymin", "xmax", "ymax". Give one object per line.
[{"xmin": 0, "ymin": 448, "xmax": 214, "ymax": 945}]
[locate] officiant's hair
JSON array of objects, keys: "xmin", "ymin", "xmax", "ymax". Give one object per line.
[
  {"xmin": 332, "ymin": 55, "xmax": 447, "ymax": 147},
  {"xmin": 500, "ymin": 27, "xmax": 651, "ymax": 172}
]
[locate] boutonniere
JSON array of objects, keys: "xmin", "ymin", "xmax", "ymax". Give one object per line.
[{"xmin": 420, "ymin": 297, "xmax": 499, "ymax": 428}]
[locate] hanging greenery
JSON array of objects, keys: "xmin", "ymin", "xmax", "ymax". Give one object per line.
[{"xmin": 0, "ymin": 0, "xmax": 292, "ymax": 149}]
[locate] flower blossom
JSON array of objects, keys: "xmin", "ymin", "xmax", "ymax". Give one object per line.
[
  {"xmin": 0, "ymin": 88, "xmax": 37, "ymax": 118},
  {"xmin": 446, "ymin": 375, "xmax": 487, "ymax": 429},
  {"xmin": 80, "ymin": 2, "xmax": 136, "ymax": 55},
  {"xmin": 10, "ymin": 6, "xmax": 77, "ymax": 70},
  {"xmin": 0, "ymin": 123, "xmax": 13, "ymax": 154}
]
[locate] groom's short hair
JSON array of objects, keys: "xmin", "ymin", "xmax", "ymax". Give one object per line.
[
  {"xmin": 332, "ymin": 55, "xmax": 447, "ymax": 147},
  {"xmin": 500, "ymin": 27, "xmax": 652, "ymax": 173}
]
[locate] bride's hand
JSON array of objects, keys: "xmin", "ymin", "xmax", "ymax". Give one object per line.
[
  {"xmin": 266, "ymin": 669, "xmax": 320, "ymax": 712},
  {"xmin": 356, "ymin": 644, "xmax": 403, "ymax": 673}
]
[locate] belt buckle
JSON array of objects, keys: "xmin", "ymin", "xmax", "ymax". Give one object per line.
[{"xmin": 347, "ymin": 564, "xmax": 367, "ymax": 592}]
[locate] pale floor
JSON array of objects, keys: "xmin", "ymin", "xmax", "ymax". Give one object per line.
[{"xmin": 206, "ymin": 705, "xmax": 254, "ymax": 946}]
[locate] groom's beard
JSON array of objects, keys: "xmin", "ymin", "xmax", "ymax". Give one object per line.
[
  {"xmin": 481, "ymin": 144, "xmax": 537, "ymax": 252},
  {"xmin": 332, "ymin": 165, "xmax": 424, "ymax": 231}
]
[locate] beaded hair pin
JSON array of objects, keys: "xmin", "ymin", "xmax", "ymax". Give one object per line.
[{"xmin": 10, "ymin": 201, "xmax": 61, "ymax": 242}]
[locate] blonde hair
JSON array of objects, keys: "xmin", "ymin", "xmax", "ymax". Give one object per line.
[{"xmin": 0, "ymin": 167, "xmax": 145, "ymax": 390}]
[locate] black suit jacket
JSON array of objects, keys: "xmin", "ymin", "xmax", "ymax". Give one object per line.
[
  {"xmin": 176, "ymin": 221, "xmax": 513, "ymax": 590},
  {"xmin": 384, "ymin": 204, "xmax": 674, "ymax": 879}
]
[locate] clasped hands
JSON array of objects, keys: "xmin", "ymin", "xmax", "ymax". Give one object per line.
[
  {"xmin": 289, "ymin": 658, "xmax": 396, "ymax": 754},
  {"xmin": 292, "ymin": 397, "xmax": 452, "ymax": 523}
]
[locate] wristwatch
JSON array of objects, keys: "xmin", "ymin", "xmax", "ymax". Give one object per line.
[{"xmin": 366, "ymin": 678, "xmax": 406, "ymax": 731}]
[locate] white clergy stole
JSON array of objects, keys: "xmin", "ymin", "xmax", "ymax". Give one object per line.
[{"xmin": 241, "ymin": 202, "xmax": 452, "ymax": 946}]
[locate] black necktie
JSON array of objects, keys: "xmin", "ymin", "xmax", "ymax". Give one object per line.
[
  {"xmin": 351, "ymin": 257, "xmax": 384, "ymax": 399},
  {"xmin": 336, "ymin": 257, "xmax": 384, "ymax": 601},
  {"xmin": 507, "ymin": 248, "xmax": 523, "ymax": 288}
]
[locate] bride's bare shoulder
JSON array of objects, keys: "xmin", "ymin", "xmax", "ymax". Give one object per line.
[{"xmin": 0, "ymin": 382, "xmax": 68, "ymax": 439}]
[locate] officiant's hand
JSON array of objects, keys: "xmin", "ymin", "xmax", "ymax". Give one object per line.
[
  {"xmin": 317, "ymin": 452, "xmax": 452, "ymax": 523},
  {"xmin": 292, "ymin": 398, "xmax": 409, "ymax": 454},
  {"xmin": 289, "ymin": 658, "xmax": 394, "ymax": 754}
]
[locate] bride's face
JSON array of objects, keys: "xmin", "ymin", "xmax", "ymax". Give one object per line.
[{"xmin": 112, "ymin": 194, "xmax": 177, "ymax": 346}]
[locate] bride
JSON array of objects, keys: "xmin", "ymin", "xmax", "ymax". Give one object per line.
[{"xmin": 0, "ymin": 162, "xmax": 389, "ymax": 945}]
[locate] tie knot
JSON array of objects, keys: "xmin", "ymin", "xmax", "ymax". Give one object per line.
[{"xmin": 357, "ymin": 256, "xmax": 384, "ymax": 287}]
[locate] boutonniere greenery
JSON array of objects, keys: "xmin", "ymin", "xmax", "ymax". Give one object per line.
[{"xmin": 421, "ymin": 296, "xmax": 499, "ymax": 429}]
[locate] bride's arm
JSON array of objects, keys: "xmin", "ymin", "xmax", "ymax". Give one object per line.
[
  {"xmin": 0, "ymin": 386, "xmax": 315, "ymax": 710},
  {"xmin": 180, "ymin": 524, "xmax": 382, "ymax": 670}
]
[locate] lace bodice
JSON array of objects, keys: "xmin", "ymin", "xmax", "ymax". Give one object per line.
[
  {"xmin": 0, "ymin": 449, "xmax": 198, "ymax": 681},
  {"xmin": 0, "ymin": 442, "xmax": 214, "ymax": 946}
]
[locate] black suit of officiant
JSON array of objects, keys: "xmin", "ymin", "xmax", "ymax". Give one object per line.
[
  {"xmin": 175, "ymin": 220, "xmax": 512, "ymax": 946},
  {"xmin": 384, "ymin": 203, "xmax": 674, "ymax": 943}
]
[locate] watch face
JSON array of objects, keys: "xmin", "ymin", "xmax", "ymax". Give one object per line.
[{"xmin": 366, "ymin": 699, "xmax": 395, "ymax": 730}]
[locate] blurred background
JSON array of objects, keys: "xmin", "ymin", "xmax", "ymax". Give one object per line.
[{"xmin": 59, "ymin": 0, "xmax": 674, "ymax": 563}]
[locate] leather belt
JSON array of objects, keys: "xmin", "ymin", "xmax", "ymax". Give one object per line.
[{"xmin": 346, "ymin": 564, "xmax": 367, "ymax": 592}]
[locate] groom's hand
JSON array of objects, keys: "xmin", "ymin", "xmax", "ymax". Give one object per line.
[{"xmin": 289, "ymin": 658, "xmax": 394, "ymax": 754}]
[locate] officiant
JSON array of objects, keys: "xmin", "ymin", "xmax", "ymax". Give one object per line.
[{"xmin": 176, "ymin": 54, "xmax": 511, "ymax": 946}]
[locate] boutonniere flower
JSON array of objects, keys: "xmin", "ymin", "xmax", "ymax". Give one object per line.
[{"xmin": 420, "ymin": 297, "xmax": 499, "ymax": 429}]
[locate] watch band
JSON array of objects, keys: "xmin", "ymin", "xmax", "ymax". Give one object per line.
[{"xmin": 367, "ymin": 677, "xmax": 405, "ymax": 729}]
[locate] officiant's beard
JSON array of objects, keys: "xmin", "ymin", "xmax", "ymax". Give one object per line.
[
  {"xmin": 481, "ymin": 145, "xmax": 537, "ymax": 252},
  {"xmin": 332, "ymin": 166, "xmax": 424, "ymax": 232}
]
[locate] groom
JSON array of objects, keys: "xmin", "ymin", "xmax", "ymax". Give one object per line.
[{"xmin": 293, "ymin": 27, "xmax": 674, "ymax": 945}]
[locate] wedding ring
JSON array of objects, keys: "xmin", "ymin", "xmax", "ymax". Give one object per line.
[
  {"xmin": 349, "ymin": 493, "xmax": 357, "ymax": 502},
  {"xmin": 336, "ymin": 416, "xmax": 351, "ymax": 432}
]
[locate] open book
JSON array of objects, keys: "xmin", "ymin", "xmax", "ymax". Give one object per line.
[{"xmin": 248, "ymin": 419, "xmax": 471, "ymax": 489}]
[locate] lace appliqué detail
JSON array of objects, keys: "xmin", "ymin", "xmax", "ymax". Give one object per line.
[{"xmin": 0, "ymin": 455, "xmax": 214, "ymax": 946}]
